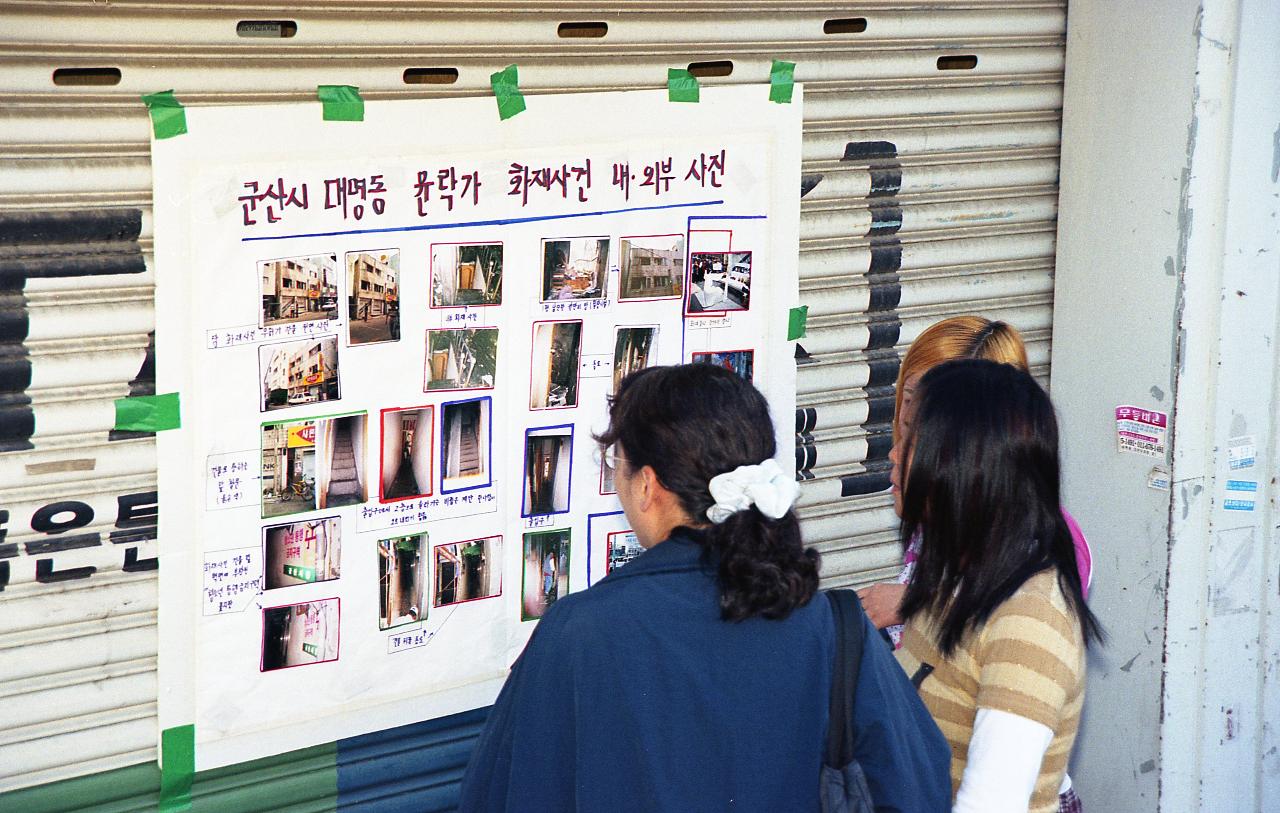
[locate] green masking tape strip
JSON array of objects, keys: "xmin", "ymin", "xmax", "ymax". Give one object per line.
[
  {"xmin": 318, "ymin": 85, "xmax": 364, "ymax": 121},
  {"xmin": 769, "ymin": 60, "xmax": 796, "ymax": 104},
  {"xmin": 140, "ymin": 90, "xmax": 188, "ymax": 140},
  {"xmin": 114, "ymin": 392, "xmax": 181, "ymax": 432},
  {"xmin": 490, "ymin": 64, "xmax": 527, "ymax": 120},
  {"xmin": 159, "ymin": 724, "xmax": 195, "ymax": 812},
  {"xmin": 787, "ymin": 305, "xmax": 809, "ymax": 340},
  {"xmin": 667, "ymin": 69, "xmax": 700, "ymax": 103}
]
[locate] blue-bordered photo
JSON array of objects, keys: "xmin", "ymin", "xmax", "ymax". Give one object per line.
[
  {"xmin": 521, "ymin": 424, "xmax": 574, "ymax": 518},
  {"xmin": 439, "ymin": 396, "xmax": 493, "ymax": 493}
]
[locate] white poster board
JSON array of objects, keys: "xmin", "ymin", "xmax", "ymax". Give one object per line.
[{"xmin": 153, "ymin": 86, "xmax": 802, "ymax": 769}]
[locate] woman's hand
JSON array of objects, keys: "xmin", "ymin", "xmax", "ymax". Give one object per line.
[{"xmin": 856, "ymin": 582, "xmax": 907, "ymax": 629}]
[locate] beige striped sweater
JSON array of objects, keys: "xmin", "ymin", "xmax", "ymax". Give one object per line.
[{"xmin": 894, "ymin": 569, "xmax": 1086, "ymax": 813}]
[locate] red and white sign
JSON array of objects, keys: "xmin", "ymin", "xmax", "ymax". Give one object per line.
[{"xmin": 1115, "ymin": 405, "xmax": 1168, "ymax": 458}]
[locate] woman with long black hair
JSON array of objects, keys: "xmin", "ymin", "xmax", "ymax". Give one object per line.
[
  {"xmin": 891, "ymin": 359, "xmax": 1103, "ymax": 813},
  {"xmin": 460, "ymin": 363, "xmax": 949, "ymax": 812}
]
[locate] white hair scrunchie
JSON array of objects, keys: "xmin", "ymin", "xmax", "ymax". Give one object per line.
[{"xmin": 706, "ymin": 459, "xmax": 800, "ymax": 524}]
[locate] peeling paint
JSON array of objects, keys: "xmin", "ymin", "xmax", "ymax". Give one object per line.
[
  {"xmin": 1121, "ymin": 653, "xmax": 1140, "ymax": 672},
  {"xmin": 1140, "ymin": 760, "xmax": 1157, "ymax": 774},
  {"xmin": 1230, "ymin": 412, "xmax": 1247, "ymax": 436},
  {"xmin": 1271, "ymin": 122, "xmax": 1280, "ymax": 183},
  {"xmin": 1150, "ymin": 385, "xmax": 1166, "ymax": 401},
  {"xmin": 1193, "ymin": 7, "xmax": 1231, "ymax": 52},
  {"xmin": 1164, "ymin": 256, "xmax": 1176, "ymax": 276},
  {"xmin": 1209, "ymin": 528, "xmax": 1256, "ymax": 617}
]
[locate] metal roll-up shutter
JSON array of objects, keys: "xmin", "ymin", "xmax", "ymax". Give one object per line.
[{"xmin": 0, "ymin": 1, "xmax": 1065, "ymax": 805}]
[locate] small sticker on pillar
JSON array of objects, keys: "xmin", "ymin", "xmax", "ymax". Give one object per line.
[
  {"xmin": 1223, "ymin": 479, "xmax": 1257, "ymax": 511},
  {"xmin": 1147, "ymin": 466, "xmax": 1170, "ymax": 491},
  {"xmin": 1227, "ymin": 435, "xmax": 1256, "ymax": 470}
]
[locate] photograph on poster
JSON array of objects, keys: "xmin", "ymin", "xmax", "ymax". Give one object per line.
[
  {"xmin": 529, "ymin": 321, "xmax": 582, "ymax": 410},
  {"xmin": 431, "ymin": 243, "xmax": 503, "ymax": 307},
  {"xmin": 522, "ymin": 425, "xmax": 573, "ymax": 517},
  {"xmin": 378, "ymin": 534, "xmax": 426, "ymax": 630},
  {"xmin": 260, "ymin": 598, "xmax": 340, "ymax": 672},
  {"xmin": 692, "ymin": 349, "xmax": 754, "ymax": 382},
  {"xmin": 599, "ymin": 455, "xmax": 616, "ymax": 495},
  {"xmin": 607, "ymin": 530, "xmax": 643, "ymax": 574},
  {"xmin": 263, "ymin": 516, "xmax": 341, "ymax": 589},
  {"xmin": 258, "ymin": 336, "xmax": 340, "ymax": 412},
  {"xmin": 259, "ymin": 253, "xmax": 340, "ymax": 328},
  {"xmin": 261, "ymin": 413, "xmax": 368, "ymax": 518},
  {"xmin": 434, "ymin": 535, "xmax": 502, "ymax": 608},
  {"xmin": 522, "ymin": 529, "xmax": 570, "ymax": 621},
  {"xmin": 425, "ymin": 328, "xmax": 498, "ymax": 392},
  {"xmin": 380, "ymin": 405, "xmax": 434, "ymax": 502},
  {"xmin": 618, "ymin": 235, "xmax": 684, "ymax": 300},
  {"xmin": 687, "ymin": 251, "xmax": 751, "ymax": 313},
  {"xmin": 612, "ymin": 326, "xmax": 657, "ymax": 393},
  {"xmin": 346, "ymin": 249, "xmax": 400, "ymax": 345},
  {"xmin": 541, "ymin": 237, "xmax": 609, "ymax": 301},
  {"xmin": 440, "ymin": 396, "xmax": 491, "ymax": 493}
]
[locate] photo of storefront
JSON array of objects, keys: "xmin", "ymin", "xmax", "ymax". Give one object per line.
[
  {"xmin": 259, "ymin": 253, "xmax": 339, "ymax": 327},
  {"xmin": 346, "ymin": 250, "xmax": 400, "ymax": 345},
  {"xmin": 262, "ymin": 414, "xmax": 367, "ymax": 517},
  {"xmin": 259, "ymin": 336, "xmax": 340, "ymax": 411},
  {"xmin": 619, "ymin": 236, "xmax": 683, "ymax": 299}
]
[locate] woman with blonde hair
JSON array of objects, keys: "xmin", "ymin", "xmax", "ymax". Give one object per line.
[
  {"xmin": 858, "ymin": 315, "xmax": 1094, "ymax": 813},
  {"xmin": 859, "ymin": 316, "xmax": 1091, "ymax": 641}
]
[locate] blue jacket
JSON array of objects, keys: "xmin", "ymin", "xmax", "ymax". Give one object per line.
[{"xmin": 459, "ymin": 531, "xmax": 951, "ymax": 812}]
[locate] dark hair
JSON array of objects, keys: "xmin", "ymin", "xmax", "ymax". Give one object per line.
[
  {"xmin": 595, "ymin": 364, "xmax": 819, "ymax": 621},
  {"xmin": 898, "ymin": 359, "xmax": 1104, "ymax": 655}
]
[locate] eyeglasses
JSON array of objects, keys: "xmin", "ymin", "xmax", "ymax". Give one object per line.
[{"xmin": 592, "ymin": 444, "xmax": 628, "ymax": 471}]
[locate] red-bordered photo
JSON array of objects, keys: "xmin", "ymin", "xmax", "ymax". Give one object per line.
[
  {"xmin": 429, "ymin": 241, "xmax": 503, "ymax": 308},
  {"xmin": 433, "ymin": 535, "xmax": 503, "ymax": 608},
  {"xmin": 379, "ymin": 404, "xmax": 435, "ymax": 503},
  {"xmin": 260, "ymin": 597, "xmax": 340, "ymax": 672},
  {"xmin": 424, "ymin": 328, "xmax": 498, "ymax": 393},
  {"xmin": 529, "ymin": 320, "xmax": 583, "ymax": 410},
  {"xmin": 540, "ymin": 237, "xmax": 609, "ymax": 302},
  {"xmin": 261, "ymin": 516, "xmax": 342, "ymax": 590},
  {"xmin": 685, "ymin": 251, "xmax": 751, "ymax": 316},
  {"xmin": 690, "ymin": 348, "xmax": 755, "ymax": 382},
  {"xmin": 617, "ymin": 234, "xmax": 684, "ymax": 302},
  {"xmin": 605, "ymin": 529, "xmax": 643, "ymax": 574}
]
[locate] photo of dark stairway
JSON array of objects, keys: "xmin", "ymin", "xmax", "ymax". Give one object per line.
[
  {"xmin": 441, "ymin": 398, "xmax": 490, "ymax": 492},
  {"xmin": 458, "ymin": 406, "xmax": 481, "ymax": 477},
  {"xmin": 323, "ymin": 416, "xmax": 365, "ymax": 508},
  {"xmin": 385, "ymin": 455, "xmax": 419, "ymax": 499}
]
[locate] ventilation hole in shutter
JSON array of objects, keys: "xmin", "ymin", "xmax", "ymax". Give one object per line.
[
  {"xmin": 823, "ymin": 18, "xmax": 868, "ymax": 34},
  {"xmin": 236, "ymin": 20, "xmax": 298, "ymax": 38},
  {"xmin": 937, "ymin": 55, "xmax": 979, "ymax": 70},
  {"xmin": 403, "ymin": 68, "xmax": 460, "ymax": 85},
  {"xmin": 688, "ymin": 60, "xmax": 733, "ymax": 78},
  {"xmin": 52, "ymin": 68, "xmax": 121, "ymax": 86},
  {"xmin": 557, "ymin": 21, "xmax": 608, "ymax": 38}
]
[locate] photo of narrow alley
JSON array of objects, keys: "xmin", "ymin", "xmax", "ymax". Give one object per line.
[
  {"xmin": 434, "ymin": 536, "xmax": 502, "ymax": 608},
  {"xmin": 378, "ymin": 534, "xmax": 426, "ymax": 630},
  {"xmin": 380, "ymin": 406, "xmax": 433, "ymax": 502}
]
